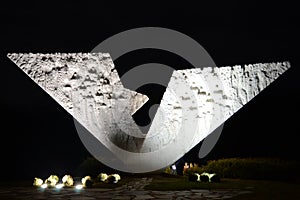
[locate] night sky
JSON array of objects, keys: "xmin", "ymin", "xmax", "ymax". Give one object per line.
[{"xmin": 0, "ymin": 1, "xmax": 299, "ymax": 180}]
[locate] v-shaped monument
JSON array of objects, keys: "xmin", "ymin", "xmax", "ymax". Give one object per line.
[{"xmin": 8, "ymin": 53, "xmax": 290, "ymax": 172}]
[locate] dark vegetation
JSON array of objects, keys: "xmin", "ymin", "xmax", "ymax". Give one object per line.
[{"xmin": 183, "ymin": 158, "xmax": 300, "ymax": 182}]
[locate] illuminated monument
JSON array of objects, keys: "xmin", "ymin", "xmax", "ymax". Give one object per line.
[{"xmin": 8, "ymin": 53, "xmax": 290, "ymax": 172}]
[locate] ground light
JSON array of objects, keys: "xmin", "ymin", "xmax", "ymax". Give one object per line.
[{"xmin": 40, "ymin": 184, "xmax": 48, "ymax": 189}]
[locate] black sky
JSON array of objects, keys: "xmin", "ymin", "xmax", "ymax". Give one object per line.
[{"xmin": 0, "ymin": 1, "xmax": 299, "ymax": 180}]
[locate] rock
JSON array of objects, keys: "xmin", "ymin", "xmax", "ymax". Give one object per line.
[
  {"xmin": 97, "ymin": 173, "xmax": 108, "ymax": 182},
  {"xmin": 45, "ymin": 175, "xmax": 59, "ymax": 187},
  {"xmin": 33, "ymin": 178, "xmax": 43, "ymax": 187},
  {"xmin": 62, "ymin": 175, "xmax": 74, "ymax": 186},
  {"xmin": 107, "ymin": 175, "xmax": 117, "ymax": 184}
]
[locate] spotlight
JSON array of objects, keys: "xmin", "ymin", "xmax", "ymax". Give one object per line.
[{"xmin": 41, "ymin": 184, "xmax": 48, "ymax": 189}]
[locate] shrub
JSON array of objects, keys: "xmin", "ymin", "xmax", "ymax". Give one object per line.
[
  {"xmin": 107, "ymin": 175, "xmax": 117, "ymax": 183},
  {"xmin": 97, "ymin": 173, "xmax": 108, "ymax": 182},
  {"xmin": 33, "ymin": 178, "xmax": 43, "ymax": 186},
  {"xmin": 187, "ymin": 172, "xmax": 221, "ymax": 183},
  {"xmin": 183, "ymin": 163, "xmax": 205, "ymax": 176},
  {"xmin": 62, "ymin": 175, "xmax": 74, "ymax": 186},
  {"xmin": 45, "ymin": 175, "xmax": 59, "ymax": 186},
  {"xmin": 200, "ymin": 174, "xmax": 209, "ymax": 182},
  {"xmin": 164, "ymin": 167, "xmax": 172, "ymax": 174},
  {"xmin": 187, "ymin": 158, "xmax": 300, "ymax": 181},
  {"xmin": 112, "ymin": 174, "xmax": 121, "ymax": 182},
  {"xmin": 188, "ymin": 173, "xmax": 199, "ymax": 182},
  {"xmin": 210, "ymin": 174, "xmax": 221, "ymax": 182},
  {"xmin": 82, "ymin": 176, "xmax": 92, "ymax": 187},
  {"xmin": 85, "ymin": 179, "xmax": 93, "ymax": 187}
]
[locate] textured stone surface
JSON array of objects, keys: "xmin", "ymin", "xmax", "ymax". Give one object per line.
[
  {"xmin": 8, "ymin": 53, "xmax": 290, "ymax": 172},
  {"xmin": 7, "ymin": 53, "xmax": 148, "ymax": 115},
  {"xmin": 8, "ymin": 53, "xmax": 149, "ymax": 152},
  {"xmin": 163, "ymin": 62, "xmax": 291, "ymax": 149},
  {"xmin": 142, "ymin": 61, "xmax": 290, "ymax": 156}
]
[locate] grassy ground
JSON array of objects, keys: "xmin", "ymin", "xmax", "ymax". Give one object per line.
[{"xmin": 144, "ymin": 174, "xmax": 300, "ymax": 199}]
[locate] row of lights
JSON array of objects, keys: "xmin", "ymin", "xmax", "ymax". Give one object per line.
[
  {"xmin": 34, "ymin": 173, "xmax": 121, "ymax": 189},
  {"xmin": 34, "ymin": 175, "xmax": 91, "ymax": 190},
  {"xmin": 39, "ymin": 183, "xmax": 83, "ymax": 190}
]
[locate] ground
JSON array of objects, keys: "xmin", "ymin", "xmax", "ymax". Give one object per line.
[
  {"xmin": 0, "ymin": 175, "xmax": 299, "ymax": 199},
  {"xmin": 146, "ymin": 175, "xmax": 300, "ymax": 199}
]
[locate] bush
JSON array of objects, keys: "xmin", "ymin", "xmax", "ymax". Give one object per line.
[
  {"xmin": 85, "ymin": 179, "xmax": 93, "ymax": 187},
  {"xmin": 82, "ymin": 176, "xmax": 92, "ymax": 187},
  {"xmin": 62, "ymin": 175, "xmax": 74, "ymax": 186},
  {"xmin": 112, "ymin": 174, "xmax": 121, "ymax": 182},
  {"xmin": 185, "ymin": 158, "xmax": 300, "ymax": 181},
  {"xmin": 97, "ymin": 173, "xmax": 108, "ymax": 182},
  {"xmin": 107, "ymin": 175, "xmax": 117, "ymax": 183},
  {"xmin": 164, "ymin": 167, "xmax": 172, "ymax": 174},
  {"xmin": 33, "ymin": 178, "xmax": 43, "ymax": 186},
  {"xmin": 200, "ymin": 174, "xmax": 209, "ymax": 182},
  {"xmin": 45, "ymin": 175, "xmax": 59, "ymax": 186},
  {"xmin": 183, "ymin": 163, "xmax": 205, "ymax": 176},
  {"xmin": 188, "ymin": 173, "xmax": 199, "ymax": 182},
  {"xmin": 210, "ymin": 174, "xmax": 221, "ymax": 182}
]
